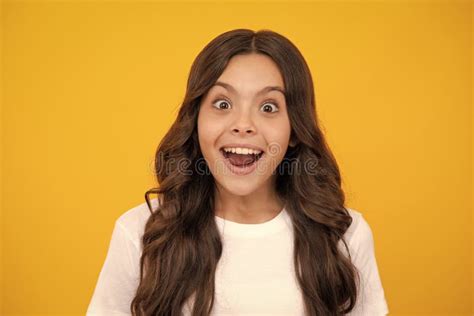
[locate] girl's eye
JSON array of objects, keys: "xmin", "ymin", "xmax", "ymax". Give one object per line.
[
  {"xmin": 260, "ymin": 101, "xmax": 279, "ymax": 113},
  {"xmin": 212, "ymin": 99, "xmax": 232, "ymax": 110}
]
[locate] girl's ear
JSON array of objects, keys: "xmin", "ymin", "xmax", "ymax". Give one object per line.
[{"xmin": 289, "ymin": 133, "xmax": 298, "ymax": 147}]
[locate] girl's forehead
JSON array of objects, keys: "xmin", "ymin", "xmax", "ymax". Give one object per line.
[{"xmin": 218, "ymin": 54, "xmax": 285, "ymax": 86}]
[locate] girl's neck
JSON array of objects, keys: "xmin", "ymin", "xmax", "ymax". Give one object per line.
[{"xmin": 214, "ymin": 184, "xmax": 284, "ymax": 224}]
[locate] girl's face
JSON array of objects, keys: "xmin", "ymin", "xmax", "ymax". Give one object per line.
[{"xmin": 197, "ymin": 53, "xmax": 292, "ymax": 196}]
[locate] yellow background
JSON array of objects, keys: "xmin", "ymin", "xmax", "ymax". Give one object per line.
[{"xmin": 1, "ymin": 1, "xmax": 472, "ymax": 315}]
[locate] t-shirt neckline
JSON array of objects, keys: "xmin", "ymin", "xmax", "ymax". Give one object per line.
[{"xmin": 214, "ymin": 206, "xmax": 289, "ymax": 238}]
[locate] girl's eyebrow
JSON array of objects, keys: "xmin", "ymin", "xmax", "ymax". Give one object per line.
[{"xmin": 212, "ymin": 81, "xmax": 286, "ymax": 97}]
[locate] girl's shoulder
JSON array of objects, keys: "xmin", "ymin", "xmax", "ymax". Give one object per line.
[
  {"xmin": 112, "ymin": 198, "xmax": 159, "ymax": 249},
  {"xmin": 344, "ymin": 207, "xmax": 364, "ymax": 240},
  {"xmin": 340, "ymin": 207, "xmax": 379, "ymax": 257}
]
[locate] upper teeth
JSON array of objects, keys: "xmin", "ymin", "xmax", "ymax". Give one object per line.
[{"xmin": 222, "ymin": 147, "xmax": 263, "ymax": 155}]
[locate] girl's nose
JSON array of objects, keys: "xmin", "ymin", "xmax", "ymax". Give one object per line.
[
  {"xmin": 232, "ymin": 126, "xmax": 255, "ymax": 135},
  {"xmin": 230, "ymin": 107, "xmax": 257, "ymax": 135},
  {"xmin": 232, "ymin": 117, "xmax": 255, "ymax": 134}
]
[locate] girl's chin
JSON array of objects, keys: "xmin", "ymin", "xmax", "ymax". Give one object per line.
[{"xmin": 216, "ymin": 180, "xmax": 262, "ymax": 196}]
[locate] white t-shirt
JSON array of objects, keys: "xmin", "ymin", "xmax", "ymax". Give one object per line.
[{"xmin": 86, "ymin": 198, "xmax": 389, "ymax": 315}]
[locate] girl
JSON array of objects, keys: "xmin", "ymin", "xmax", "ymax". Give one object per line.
[{"xmin": 86, "ymin": 28, "xmax": 389, "ymax": 316}]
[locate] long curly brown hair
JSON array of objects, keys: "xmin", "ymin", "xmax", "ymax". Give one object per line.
[{"xmin": 131, "ymin": 28, "xmax": 360, "ymax": 316}]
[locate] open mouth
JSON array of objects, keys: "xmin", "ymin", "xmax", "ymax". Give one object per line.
[{"xmin": 219, "ymin": 148, "xmax": 264, "ymax": 168}]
